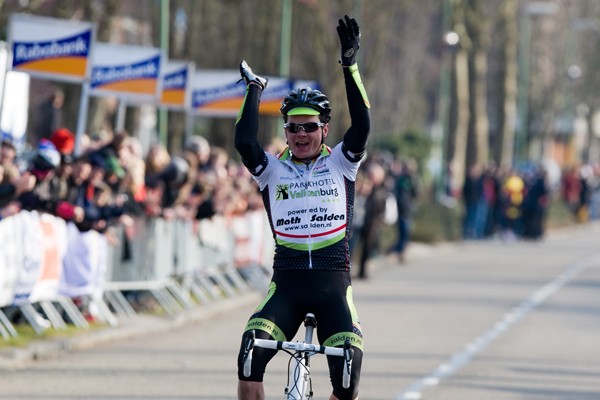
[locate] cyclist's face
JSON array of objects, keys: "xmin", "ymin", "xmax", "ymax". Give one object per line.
[{"xmin": 285, "ymin": 115, "xmax": 328, "ymax": 160}]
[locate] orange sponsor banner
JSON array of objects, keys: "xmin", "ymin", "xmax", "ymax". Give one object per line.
[
  {"xmin": 98, "ymin": 78, "xmax": 159, "ymax": 95},
  {"xmin": 191, "ymin": 70, "xmax": 319, "ymax": 118},
  {"xmin": 90, "ymin": 43, "xmax": 163, "ymax": 102},
  {"xmin": 160, "ymin": 61, "xmax": 193, "ymax": 109},
  {"xmin": 8, "ymin": 14, "xmax": 94, "ymax": 82}
]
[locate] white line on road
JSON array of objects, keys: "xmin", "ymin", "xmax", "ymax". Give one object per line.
[{"xmin": 395, "ymin": 254, "xmax": 600, "ymax": 400}]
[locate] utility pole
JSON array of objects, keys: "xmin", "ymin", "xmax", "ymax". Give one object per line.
[
  {"xmin": 435, "ymin": 0, "xmax": 455, "ymax": 201},
  {"xmin": 515, "ymin": 1, "xmax": 557, "ymax": 165},
  {"xmin": 279, "ymin": 0, "xmax": 292, "ymax": 77},
  {"xmin": 158, "ymin": 0, "xmax": 169, "ymax": 147}
]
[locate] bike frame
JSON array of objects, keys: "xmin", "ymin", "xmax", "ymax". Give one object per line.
[{"xmin": 242, "ymin": 313, "xmax": 353, "ymax": 399}]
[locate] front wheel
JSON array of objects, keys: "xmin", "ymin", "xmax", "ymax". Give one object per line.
[{"xmin": 285, "ymin": 353, "xmax": 310, "ymax": 399}]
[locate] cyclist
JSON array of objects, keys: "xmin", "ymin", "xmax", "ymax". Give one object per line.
[{"xmin": 235, "ymin": 15, "xmax": 370, "ymax": 400}]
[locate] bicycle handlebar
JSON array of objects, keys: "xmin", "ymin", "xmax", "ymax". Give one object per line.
[
  {"xmin": 242, "ymin": 330, "xmax": 255, "ymax": 378},
  {"xmin": 342, "ymin": 338, "xmax": 353, "ymax": 389},
  {"xmin": 242, "ymin": 330, "xmax": 353, "ymax": 389},
  {"xmin": 253, "ymin": 338, "xmax": 346, "ymax": 355}
]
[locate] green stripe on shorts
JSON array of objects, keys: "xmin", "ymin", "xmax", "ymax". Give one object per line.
[
  {"xmin": 322, "ymin": 332, "xmax": 364, "ymax": 351},
  {"xmin": 244, "ymin": 317, "xmax": 287, "ymax": 342}
]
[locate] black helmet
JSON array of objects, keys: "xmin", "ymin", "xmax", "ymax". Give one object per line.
[{"xmin": 280, "ymin": 87, "xmax": 331, "ymax": 122}]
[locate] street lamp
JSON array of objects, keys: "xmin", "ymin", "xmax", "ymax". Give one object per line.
[
  {"xmin": 433, "ymin": 0, "xmax": 459, "ymax": 202},
  {"xmin": 436, "ymin": 30, "xmax": 459, "ymax": 201}
]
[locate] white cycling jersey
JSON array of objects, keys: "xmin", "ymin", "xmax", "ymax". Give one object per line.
[{"xmin": 252, "ymin": 143, "xmax": 360, "ymax": 270}]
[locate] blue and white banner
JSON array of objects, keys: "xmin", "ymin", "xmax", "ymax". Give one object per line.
[
  {"xmin": 160, "ymin": 60, "xmax": 193, "ymax": 110},
  {"xmin": 7, "ymin": 14, "xmax": 95, "ymax": 82},
  {"xmin": 191, "ymin": 70, "xmax": 319, "ymax": 117},
  {"xmin": 90, "ymin": 43, "xmax": 164, "ymax": 103}
]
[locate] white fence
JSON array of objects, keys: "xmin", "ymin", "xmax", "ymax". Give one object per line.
[{"xmin": 0, "ymin": 210, "xmax": 274, "ymax": 339}]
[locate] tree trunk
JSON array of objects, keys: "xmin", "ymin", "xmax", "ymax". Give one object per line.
[
  {"xmin": 449, "ymin": 0, "xmax": 471, "ymax": 193},
  {"xmin": 464, "ymin": 0, "xmax": 489, "ymax": 167},
  {"xmin": 498, "ymin": 0, "xmax": 518, "ymax": 169},
  {"xmin": 472, "ymin": 49, "xmax": 489, "ymax": 165},
  {"xmin": 451, "ymin": 47, "xmax": 470, "ymax": 193}
]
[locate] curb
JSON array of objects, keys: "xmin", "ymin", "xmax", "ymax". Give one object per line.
[{"xmin": 0, "ymin": 292, "xmax": 261, "ymax": 370}]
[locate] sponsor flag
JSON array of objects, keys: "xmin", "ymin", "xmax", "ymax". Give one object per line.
[
  {"xmin": 191, "ymin": 70, "xmax": 320, "ymax": 117},
  {"xmin": 160, "ymin": 60, "xmax": 193, "ymax": 110},
  {"xmin": 7, "ymin": 14, "xmax": 94, "ymax": 82},
  {"xmin": 90, "ymin": 43, "xmax": 164, "ymax": 102}
]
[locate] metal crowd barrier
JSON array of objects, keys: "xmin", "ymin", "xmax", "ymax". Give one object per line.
[
  {"xmin": 1, "ymin": 209, "xmax": 274, "ymax": 339},
  {"xmin": 103, "ymin": 211, "xmax": 273, "ymax": 317},
  {"xmin": 0, "ymin": 211, "xmax": 108, "ymax": 339}
]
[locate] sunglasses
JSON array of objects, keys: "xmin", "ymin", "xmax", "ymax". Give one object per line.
[{"xmin": 284, "ymin": 122, "xmax": 325, "ymax": 133}]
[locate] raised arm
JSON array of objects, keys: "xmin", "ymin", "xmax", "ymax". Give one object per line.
[
  {"xmin": 338, "ymin": 15, "xmax": 371, "ymax": 160},
  {"xmin": 234, "ymin": 61, "xmax": 269, "ymax": 173}
]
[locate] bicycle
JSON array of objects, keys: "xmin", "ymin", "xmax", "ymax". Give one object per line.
[{"xmin": 242, "ymin": 313, "xmax": 354, "ymax": 399}]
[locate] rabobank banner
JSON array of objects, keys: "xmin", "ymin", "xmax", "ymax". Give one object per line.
[
  {"xmin": 160, "ymin": 61, "xmax": 193, "ymax": 110},
  {"xmin": 192, "ymin": 70, "xmax": 319, "ymax": 117},
  {"xmin": 90, "ymin": 44, "xmax": 163, "ymax": 102},
  {"xmin": 8, "ymin": 14, "xmax": 94, "ymax": 82}
]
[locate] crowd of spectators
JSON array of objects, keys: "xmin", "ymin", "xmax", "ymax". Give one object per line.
[
  {"xmin": 460, "ymin": 161, "xmax": 600, "ymax": 241},
  {"xmin": 0, "ymin": 128, "xmax": 267, "ymax": 244},
  {"xmin": 3, "ymin": 125, "xmax": 600, "ymax": 257},
  {"xmin": 349, "ymin": 152, "xmax": 421, "ymax": 276}
]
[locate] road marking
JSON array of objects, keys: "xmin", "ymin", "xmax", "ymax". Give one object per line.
[{"xmin": 395, "ymin": 254, "xmax": 600, "ymax": 400}]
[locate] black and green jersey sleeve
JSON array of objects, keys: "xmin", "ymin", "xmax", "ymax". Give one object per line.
[
  {"xmin": 234, "ymin": 84, "xmax": 268, "ymax": 175},
  {"xmin": 341, "ymin": 64, "xmax": 371, "ymax": 161}
]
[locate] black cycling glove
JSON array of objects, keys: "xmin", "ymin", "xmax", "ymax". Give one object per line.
[{"xmin": 336, "ymin": 15, "xmax": 361, "ymax": 67}]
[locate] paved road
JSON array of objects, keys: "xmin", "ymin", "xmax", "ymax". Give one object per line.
[{"xmin": 1, "ymin": 223, "xmax": 599, "ymax": 400}]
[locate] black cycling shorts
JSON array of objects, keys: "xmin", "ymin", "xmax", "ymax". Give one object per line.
[{"xmin": 237, "ymin": 269, "xmax": 363, "ymax": 399}]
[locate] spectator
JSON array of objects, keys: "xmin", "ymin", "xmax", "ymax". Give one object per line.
[
  {"xmin": 500, "ymin": 169, "xmax": 525, "ymax": 240},
  {"xmin": 185, "ymin": 135, "xmax": 211, "ymax": 171},
  {"xmin": 145, "ymin": 143, "xmax": 171, "ymax": 176},
  {"xmin": 357, "ymin": 162, "xmax": 388, "ymax": 279},
  {"xmin": 0, "ymin": 139, "xmax": 20, "ymax": 184},
  {"xmin": 561, "ymin": 166, "xmax": 581, "ymax": 220},
  {"xmin": 484, "ymin": 165, "xmax": 503, "ymax": 237},
  {"xmin": 47, "ymin": 128, "xmax": 76, "ymax": 202},
  {"xmin": 120, "ymin": 136, "xmax": 147, "ymax": 203},
  {"xmin": 577, "ymin": 164, "xmax": 593, "ymax": 223},
  {"xmin": 0, "ymin": 171, "xmax": 35, "ymax": 213},
  {"xmin": 462, "ymin": 164, "xmax": 483, "ymax": 239},
  {"xmin": 18, "ymin": 139, "xmax": 62, "ymax": 214},
  {"xmin": 522, "ymin": 166, "xmax": 549, "ymax": 239},
  {"xmin": 33, "ymin": 87, "xmax": 64, "ymax": 145},
  {"xmin": 152, "ymin": 154, "xmax": 192, "ymax": 212},
  {"xmin": 390, "ymin": 158, "xmax": 419, "ymax": 262},
  {"xmin": 49, "ymin": 128, "xmax": 76, "ymax": 156},
  {"xmin": 183, "ymin": 136, "xmax": 216, "ymax": 220},
  {"xmin": 349, "ymin": 169, "xmax": 368, "ymax": 260}
]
